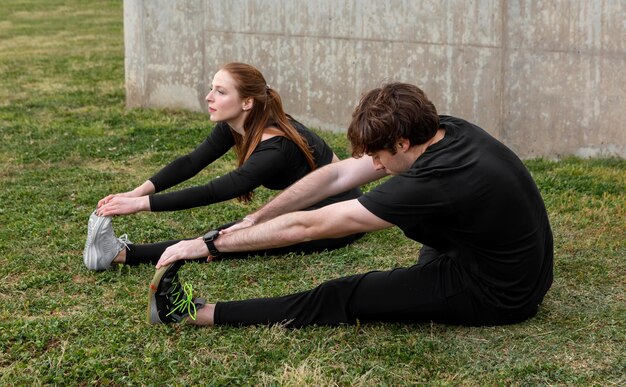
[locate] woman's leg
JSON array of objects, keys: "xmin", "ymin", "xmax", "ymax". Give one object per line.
[
  {"xmin": 218, "ymin": 234, "xmax": 365, "ymax": 260},
  {"xmin": 123, "ymin": 231, "xmax": 364, "ymax": 266},
  {"xmin": 122, "ymin": 217, "xmax": 363, "ymax": 267},
  {"xmin": 124, "ymin": 240, "xmax": 183, "ymax": 266}
]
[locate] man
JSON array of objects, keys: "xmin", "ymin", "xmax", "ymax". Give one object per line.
[{"xmin": 148, "ymin": 82, "xmax": 553, "ymax": 328}]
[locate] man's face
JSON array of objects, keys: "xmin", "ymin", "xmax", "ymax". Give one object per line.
[{"xmin": 368, "ymin": 149, "xmax": 409, "ymax": 176}]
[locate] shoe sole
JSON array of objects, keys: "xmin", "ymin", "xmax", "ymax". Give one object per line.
[
  {"xmin": 147, "ymin": 264, "xmax": 171, "ymax": 324},
  {"xmin": 83, "ymin": 214, "xmax": 109, "ymax": 270}
]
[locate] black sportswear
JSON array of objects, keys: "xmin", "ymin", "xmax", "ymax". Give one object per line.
[
  {"xmin": 214, "ymin": 116, "xmax": 553, "ymax": 327},
  {"xmin": 148, "ymin": 120, "xmax": 355, "ymax": 211}
]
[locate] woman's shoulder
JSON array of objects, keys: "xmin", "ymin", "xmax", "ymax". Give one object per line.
[
  {"xmin": 286, "ymin": 116, "xmax": 335, "ymax": 166},
  {"xmin": 260, "ymin": 127, "xmax": 282, "ymax": 142},
  {"xmin": 287, "ymin": 118, "xmax": 325, "ymax": 144},
  {"xmin": 207, "ymin": 121, "xmax": 236, "ymax": 139},
  {"xmin": 202, "ymin": 122, "xmax": 235, "ymax": 149},
  {"xmin": 287, "ymin": 117, "xmax": 313, "ymax": 136}
]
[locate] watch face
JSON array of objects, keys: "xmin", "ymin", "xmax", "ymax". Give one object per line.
[
  {"xmin": 204, "ymin": 230, "xmax": 219, "ymax": 241},
  {"xmin": 203, "ymin": 229, "xmax": 220, "ymax": 256}
]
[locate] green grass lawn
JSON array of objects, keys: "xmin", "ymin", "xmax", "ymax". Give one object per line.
[{"xmin": 1, "ymin": 1, "xmax": 624, "ymax": 385}]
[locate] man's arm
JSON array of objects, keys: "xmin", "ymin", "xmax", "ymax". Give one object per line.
[
  {"xmin": 155, "ymin": 199, "xmax": 393, "ymax": 268},
  {"xmin": 228, "ymin": 156, "xmax": 387, "ymax": 229},
  {"xmin": 219, "ymin": 199, "xmax": 391, "ymax": 251}
]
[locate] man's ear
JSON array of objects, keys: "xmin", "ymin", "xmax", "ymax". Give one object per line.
[{"xmin": 397, "ymin": 138, "xmax": 411, "ymax": 152}]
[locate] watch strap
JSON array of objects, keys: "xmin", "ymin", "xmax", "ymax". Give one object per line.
[{"xmin": 203, "ymin": 230, "xmax": 220, "ymax": 257}]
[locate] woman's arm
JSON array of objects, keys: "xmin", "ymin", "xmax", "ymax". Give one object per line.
[
  {"xmin": 148, "ymin": 145, "xmax": 287, "ymax": 211},
  {"xmin": 148, "ymin": 124, "xmax": 233, "ymax": 193},
  {"xmin": 97, "ymin": 125, "xmax": 233, "ymax": 216}
]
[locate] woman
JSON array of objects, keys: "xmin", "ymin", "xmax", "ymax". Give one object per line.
[{"xmin": 84, "ymin": 62, "xmax": 362, "ymax": 270}]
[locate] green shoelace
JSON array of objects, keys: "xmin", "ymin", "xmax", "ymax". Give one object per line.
[{"xmin": 166, "ymin": 282, "xmax": 198, "ymax": 321}]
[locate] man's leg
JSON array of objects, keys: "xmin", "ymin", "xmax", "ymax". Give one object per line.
[
  {"xmin": 417, "ymin": 245, "xmax": 443, "ymax": 265},
  {"xmin": 346, "ymin": 255, "xmax": 480, "ymax": 325},
  {"xmin": 213, "ymin": 254, "xmax": 491, "ymax": 327}
]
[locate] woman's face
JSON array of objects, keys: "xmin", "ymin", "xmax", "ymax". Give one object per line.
[{"xmin": 205, "ymin": 69, "xmax": 247, "ymax": 124}]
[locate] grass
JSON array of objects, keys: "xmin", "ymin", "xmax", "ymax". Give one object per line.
[{"xmin": 1, "ymin": 0, "xmax": 624, "ymax": 385}]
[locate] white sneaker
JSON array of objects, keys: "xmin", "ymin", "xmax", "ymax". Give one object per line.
[{"xmin": 83, "ymin": 210, "xmax": 131, "ymax": 270}]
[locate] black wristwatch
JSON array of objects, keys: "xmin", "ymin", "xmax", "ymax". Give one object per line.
[{"xmin": 202, "ymin": 230, "xmax": 220, "ymax": 257}]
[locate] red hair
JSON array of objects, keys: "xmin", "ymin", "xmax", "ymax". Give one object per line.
[{"xmin": 220, "ymin": 62, "xmax": 316, "ymax": 202}]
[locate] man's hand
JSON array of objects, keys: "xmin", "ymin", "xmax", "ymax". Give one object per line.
[
  {"xmin": 219, "ymin": 217, "xmax": 255, "ymax": 235},
  {"xmin": 156, "ymin": 237, "xmax": 209, "ymax": 268},
  {"xmin": 96, "ymin": 195, "xmax": 150, "ymax": 216}
]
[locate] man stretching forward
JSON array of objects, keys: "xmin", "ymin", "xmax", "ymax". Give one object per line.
[{"xmin": 148, "ymin": 82, "xmax": 553, "ymax": 328}]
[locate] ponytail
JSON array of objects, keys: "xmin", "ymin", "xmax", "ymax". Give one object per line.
[
  {"xmin": 230, "ymin": 84, "xmax": 316, "ymax": 202},
  {"xmin": 220, "ymin": 63, "xmax": 317, "ymax": 202}
]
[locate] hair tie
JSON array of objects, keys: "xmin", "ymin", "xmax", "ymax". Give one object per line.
[{"xmin": 263, "ymin": 85, "xmax": 271, "ymax": 110}]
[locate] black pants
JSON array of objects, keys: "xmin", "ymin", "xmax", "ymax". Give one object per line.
[
  {"xmin": 124, "ymin": 222, "xmax": 364, "ymax": 266},
  {"xmin": 214, "ymin": 246, "xmax": 539, "ymax": 327}
]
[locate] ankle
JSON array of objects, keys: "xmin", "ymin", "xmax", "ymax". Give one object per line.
[
  {"xmin": 113, "ymin": 248, "xmax": 127, "ymax": 264},
  {"xmin": 188, "ymin": 304, "xmax": 215, "ymax": 326}
]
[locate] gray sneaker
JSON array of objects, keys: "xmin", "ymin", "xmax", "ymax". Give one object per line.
[{"xmin": 83, "ymin": 210, "xmax": 131, "ymax": 271}]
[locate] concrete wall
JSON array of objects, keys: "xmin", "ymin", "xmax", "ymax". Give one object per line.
[{"xmin": 124, "ymin": 0, "xmax": 626, "ymax": 159}]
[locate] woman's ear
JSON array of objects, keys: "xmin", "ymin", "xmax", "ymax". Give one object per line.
[{"xmin": 242, "ymin": 98, "xmax": 254, "ymax": 111}]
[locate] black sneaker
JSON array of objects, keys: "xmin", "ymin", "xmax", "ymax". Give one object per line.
[{"xmin": 148, "ymin": 261, "xmax": 205, "ymax": 324}]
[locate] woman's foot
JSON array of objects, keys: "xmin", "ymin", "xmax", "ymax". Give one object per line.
[{"xmin": 83, "ymin": 210, "xmax": 131, "ymax": 270}]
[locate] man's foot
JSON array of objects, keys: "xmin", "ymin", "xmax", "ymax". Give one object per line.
[
  {"xmin": 148, "ymin": 261, "xmax": 205, "ymax": 324},
  {"xmin": 83, "ymin": 210, "xmax": 131, "ymax": 271}
]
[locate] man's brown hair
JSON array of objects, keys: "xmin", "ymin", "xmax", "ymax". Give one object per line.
[{"xmin": 347, "ymin": 83, "xmax": 439, "ymax": 157}]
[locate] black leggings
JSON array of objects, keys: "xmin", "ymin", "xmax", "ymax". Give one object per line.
[
  {"xmin": 124, "ymin": 222, "xmax": 364, "ymax": 266},
  {"xmin": 213, "ymin": 246, "xmax": 539, "ymax": 327}
]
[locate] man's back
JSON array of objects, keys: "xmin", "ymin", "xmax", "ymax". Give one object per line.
[{"xmin": 358, "ymin": 116, "xmax": 553, "ymax": 314}]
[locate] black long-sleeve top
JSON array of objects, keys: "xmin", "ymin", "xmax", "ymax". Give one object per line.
[{"xmin": 148, "ymin": 120, "xmax": 360, "ymax": 211}]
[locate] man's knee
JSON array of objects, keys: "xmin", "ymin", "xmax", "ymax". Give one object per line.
[{"xmin": 417, "ymin": 245, "xmax": 443, "ymax": 265}]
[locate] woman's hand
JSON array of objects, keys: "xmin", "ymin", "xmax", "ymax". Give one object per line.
[
  {"xmin": 97, "ymin": 191, "xmax": 138, "ymax": 209},
  {"xmin": 156, "ymin": 237, "xmax": 209, "ymax": 268},
  {"xmin": 97, "ymin": 181, "xmax": 156, "ymax": 211},
  {"xmin": 96, "ymin": 195, "xmax": 150, "ymax": 216}
]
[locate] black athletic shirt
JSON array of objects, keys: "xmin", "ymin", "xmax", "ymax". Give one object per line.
[
  {"xmin": 358, "ymin": 116, "xmax": 553, "ymax": 313},
  {"xmin": 148, "ymin": 120, "xmax": 360, "ymax": 211}
]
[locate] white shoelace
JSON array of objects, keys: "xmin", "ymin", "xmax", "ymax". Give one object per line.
[{"xmin": 118, "ymin": 234, "xmax": 131, "ymax": 251}]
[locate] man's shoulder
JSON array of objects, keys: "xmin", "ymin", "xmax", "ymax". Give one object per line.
[{"xmin": 439, "ymin": 115, "xmax": 476, "ymax": 131}]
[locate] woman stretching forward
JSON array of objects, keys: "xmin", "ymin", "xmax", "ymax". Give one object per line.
[{"xmin": 83, "ymin": 62, "xmax": 362, "ymax": 270}]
